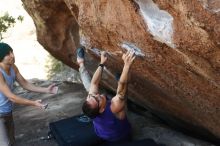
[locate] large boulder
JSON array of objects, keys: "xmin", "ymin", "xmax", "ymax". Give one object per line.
[{"xmin": 21, "ymin": 0, "xmax": 220, "ymax": 143}]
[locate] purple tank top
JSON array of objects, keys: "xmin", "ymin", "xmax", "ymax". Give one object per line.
[{"xmin": 93, "ymin": 100, "xmax": 131, "ymax": 141}]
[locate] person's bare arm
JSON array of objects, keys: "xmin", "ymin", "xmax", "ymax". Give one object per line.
[
  {"xmin": 0, "ymin": 72, "xmax": 45, "ymax": 108},
  {"xmin": 13, "ymin": 65, "xmax": 57, "ymax": 94},
  {"xmin": 111, "ymin": 51, "xmax": 135, "ymax": 119},
  {"xmin": 89, "ymin": 52, "xmax": 107, "ymax": 94}
]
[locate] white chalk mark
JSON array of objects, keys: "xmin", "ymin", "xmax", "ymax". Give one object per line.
[
  {"xmin": 89, "ymin": 47, "xmax": 101, "ymax": 56},
  {"xmin": 135, "ymin": 0, "xmax": 175, "ymax": 48},
  {"xmin": 121, "ymin": 42, "xmax": 145, "ymax": 57}
]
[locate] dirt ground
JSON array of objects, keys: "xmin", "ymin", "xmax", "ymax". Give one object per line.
[
  {"xmin": 13, "ymin": 82, "xmax": 86, "ymax": 146},
  {"xmin": 13, "ymin": 81, "xmax": 215, "ymax": 146}
]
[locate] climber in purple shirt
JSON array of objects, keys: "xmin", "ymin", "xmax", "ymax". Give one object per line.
[{"xmin": 77, "ymin": 46, "xmax": 136, "ymax": 143}]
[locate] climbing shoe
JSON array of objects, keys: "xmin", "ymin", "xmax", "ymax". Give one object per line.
[
  {"xmin": 76, "ymin": 46, "xmax": 85, "ymax": 59},
  {"xmin": 115, "ymin": 73, "xmax": 121, "ymax": 81}
]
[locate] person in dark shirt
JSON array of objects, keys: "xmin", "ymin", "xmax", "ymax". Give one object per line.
[{"xmin": 76, "ymin": 46, "xmax": 135, "ymax": 144}]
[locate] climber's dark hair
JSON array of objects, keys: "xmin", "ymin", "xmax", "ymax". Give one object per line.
[{"xmin": 82, "ymin": 101, "xmax": 99, "ymax": 119}]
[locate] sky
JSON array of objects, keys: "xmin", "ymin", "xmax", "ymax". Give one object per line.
[{"xmin": 0, "ymin": 0, "xmax": 49, "ymax": 79}]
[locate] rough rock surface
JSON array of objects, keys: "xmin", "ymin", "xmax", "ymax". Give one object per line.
[{"xmin": 21, "ymin": 0, "xmax": 220, "ymax": 143}]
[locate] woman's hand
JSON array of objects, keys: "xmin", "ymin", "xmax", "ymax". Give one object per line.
[{"xmin": 47, "ymin": 83, "xmax": 58, "ymax": 94}]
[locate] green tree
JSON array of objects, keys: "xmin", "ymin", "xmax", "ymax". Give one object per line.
[
  {"xmin": 0, "ymin": 12, "xmax": 24, "ymax": 41},
  {"xmin": 45, "ymin": 55, "xmax": 65, "ymax": 79}
]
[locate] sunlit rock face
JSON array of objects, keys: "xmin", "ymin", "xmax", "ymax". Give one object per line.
[{"xmin": 22, "ymin": 0, "xmax": 220, "ymax": 142}]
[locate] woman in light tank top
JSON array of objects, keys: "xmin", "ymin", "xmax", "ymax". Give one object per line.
[{"xmin": 0, "ymin": 42, "xmax": 58, "ymax": 146}]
